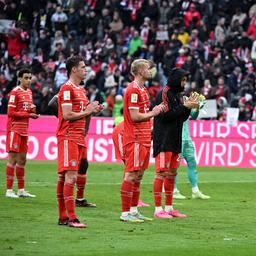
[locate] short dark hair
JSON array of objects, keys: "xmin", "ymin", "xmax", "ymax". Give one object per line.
[
  {"xmin": 18, "ymin": 68, "xmax": 32, "ymax": 78},
  {"xmin": 66, "ymin": 56, "xmax": 84, "ymax": 77}
]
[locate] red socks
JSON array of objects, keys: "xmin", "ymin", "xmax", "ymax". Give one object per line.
[
  {"xmin": 16, "ymin": 165, "xmax": 25, "ymax": 189},
  {"xmin": 120, "ymin": 180, "xmax": 133, "ymax": 212},
  {"xmin": 6, "ymin": 164, "xmax": 15, "ymax": 189},
  {"xmin": 56, "ymin": 174, "xmax": 68, "ymax": 220},
  {"xmin": 64, "ymin": 182, "xmax": 77, "ymax": 221},
  {"xmin": 154, "ymin": 176, "xmax": 164, "ymax": 207},
  {"xmin": 5, "ymin": 164, "xmax": 29, "ymax": 191},
  {"xmin": 164, "ymin": 174, "xmax": 176, "ymax": 206},
  {"xmin": 76, "ymin": 174, "xmax": 86, "ymax": 199},
  {"xmin": 131, "ymin": 182, "xmax": 140, "ymax": 207}
]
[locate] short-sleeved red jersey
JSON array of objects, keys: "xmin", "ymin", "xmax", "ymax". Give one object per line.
[
  {"xmin": 57, "ymin": 81, "xmax": 89, "ymax": 146},
  {"xmin": 6, "ymin": 86, "xmax": 33, "ymax": 136},
  {"xmin": 123, "ymin": 81, "xmax": 151, "ymax": 147}
]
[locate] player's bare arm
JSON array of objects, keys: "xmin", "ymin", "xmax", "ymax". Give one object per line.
[
  {"xmin": 129, "ymin": 103, "xmax": 165, "ymax": 122},
  {"xmin": 62, "ymin": 101, "xmax": 102, "ymax": 121}
]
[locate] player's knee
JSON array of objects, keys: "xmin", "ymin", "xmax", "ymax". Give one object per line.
[
  {"xmin": 124, "ymin": 172, "xmax": 136, "ymax": 183},
  {"xmin": 17, "ymin": 159, "xmax": 26, "ymax": 166},
  {"xmin": 65, "ymin": 171, "xmax": 77, "ymax": 184},
  {"xmin": 155, "ymin": 173, "xmax": 165, "ymax": 179},
  {"xmin": 8, "ymin": 154, "xmax": 17, "ymax": 166},
  {"xmin": 136, "ymin": 171, "xmax": 143, "ymax": 182},
  {"xmin": 8, "ymin": 159, "xmax": 16, "ymax": 166},
  {"xmin": 79, "ymin": 159, "xmax": 89, "ymax": 174}
]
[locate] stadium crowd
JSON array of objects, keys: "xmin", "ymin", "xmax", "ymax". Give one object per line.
[{"xmin": 0, "ymin": 0, "xmax": 256, "ymax": 121}]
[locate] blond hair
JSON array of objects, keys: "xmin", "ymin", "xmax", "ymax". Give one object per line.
[{"xmin": 130, "ymin": 59, "xmax": 149, "ymax": 76}]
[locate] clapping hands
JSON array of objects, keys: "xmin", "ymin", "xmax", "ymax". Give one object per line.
[
  {"xmin": 87, "ymin": 101, "xmax": 104, "ymax": 114},
  {"xmin": 184, "ymin": 92, "xmax": 200, "ymax": 109},
  {"xmin": 152, "ymin": 102, "xmax": 167, "ymax": 116}
]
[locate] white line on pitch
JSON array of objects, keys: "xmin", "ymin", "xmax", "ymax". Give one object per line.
[{"xmin": 1, "ymin": 180, "xmax": 255, "ymax": 187}]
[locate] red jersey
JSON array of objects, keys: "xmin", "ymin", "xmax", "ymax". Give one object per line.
[
  {"xmin": 123, "ymin": 81, "xmax": 151, "ymax": 147},
  {"xmin": 7, "ymin": 86, "xmax": 33, "ymax": 136},
  {"xmin": 57, "ymin": 81, "xmax": 89, "ymax": 146}
]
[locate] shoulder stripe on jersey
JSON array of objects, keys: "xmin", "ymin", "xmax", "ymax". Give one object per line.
[
  {"xmin": 61, "ymin": 103, "xmax": 72, "ymax": 106},
  {"xmin": 128, "ymin": 107, "xmax": 139, "ymax": 110},
  {"xmin": 17, "ymin": 86, "xmax": 27, "ymax": 92},
  {"xmin": 13, "ymin": 86, "xmax": 19, "ymax": 91},
  {"xmin": 8, "ymin": 104, "xmax": 16, "ymax": 107}
]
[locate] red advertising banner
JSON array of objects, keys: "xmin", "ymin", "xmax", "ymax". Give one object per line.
[{"xmin": 0, "ymin": 115, "xmax": 255, "ymax": 168}]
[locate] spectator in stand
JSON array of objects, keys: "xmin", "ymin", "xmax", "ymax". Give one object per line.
[
  {"xmin": 30, "ymin": 75, "xmax": 42, "ymax": 110},
  {"xmin": 36, "ymin": 30, "xmax": 51, "ymax": 57},
  {"xmin": 231, "ymin": 8, "xmax": 247, "ymax": 26},
  {"xmin": 175, "ymin": 47, "xmax": 188, "ymax": 68},
  {"xmin": 51, "ymin": 30, "xmax": 65, "ymax": 58},
  {"xmin": 128, "ymin": 30, "xmax": 143, "ymax": 56},
  {"xmin": 213, "ymin": 77, "xmax": 230, "ymax": 101},
  {"xmin": 215, "ymin": 17, "xmax": 227, "ymax": 46},
  {"xmin": 54, "ymin": 63, "xmax": 68, "ymax": 90},
  {"xmin": 51, "ymin": 6, "xmax": 68, "ymax": 33},
  {"xmin": 238, "ymin": 97, "xmax": 253, "ymax": 121},
  {"xmin": 184, "ymin": 3, "xmax": 202, "ymax": 31},
  {"xmin": 178, "ymin": 27, "xmax": 190, "ymax": 45},
  {"xmin": 7, "ymin": 26, "xmax": 29, "ymax": 58},
  {"xmin": 0, "ymin": 42, "xmax": 8, "ymax": 59},
  {"xmin": 227, "ymin": 66, "xmax": 242, "ymax": 95},
  {"xmin": 188, "ymin": 29, "xmax": 204, "ymax": 59},
  {"xmin": 67, "ymin": 8, "xmax": 79, "ymax": 32},
  {"xmin": 65, "ymin": 31, "xmax": 79, "ymax": 56},
  {"xmin": 86, "ymin": 84, "xmax": 105, "ymax": 105},
  {"xmin": 159, "ymin": 1, "xmax": 171, "ymax": 25},
  {"xmin": 76, "ymin": 8, "xmax": 88, "ymax": 40},
  {"xmin": 200, "ymin": 79, "xmax": 215, "ymax": 99},
  {"xmin": 109, "ymin": 11, "xmax": 124, "ymax": 36}
]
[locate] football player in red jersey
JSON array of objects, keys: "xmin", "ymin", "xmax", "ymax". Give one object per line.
[
  {"xmin": 56, "ymin": 56, "xmax": 103, "ymax": 228},
  {"xmin": 5, "ymin": 68, "xmax": 39, "ymax": 198},
  {"xmin": 112, "ymin": 120, "xmax": 150, "ymax": 207},
  {"xmin": 120, "ymin": 59, "xmax": 165, "ymax": 222},
  {"xmin": 48, "ymin": 82, "xmax": 96, "ymax": 208}
]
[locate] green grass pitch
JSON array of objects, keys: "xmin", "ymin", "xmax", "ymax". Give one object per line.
[{"xmin": 0, "ymin": 161, "xmax": 256, "ymax": 256}]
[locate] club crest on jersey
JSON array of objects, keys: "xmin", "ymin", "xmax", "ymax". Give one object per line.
[
  {"xmin": 64, "ymin": 91, "xmax": 70, "ymax": 100},
  {"xmin": 10, "ymin": 95, "xmax": 15, "ymax": 103},
  {"xmin": 70, "ymin": 160, "xmax": 77, "ymax": 167},
  {"xmin": 23, "ymin": 102, "xmax": 29, "ymax": 110},
  {"xmin": 13, "ymin": 143, "xmax": 18, "ymax": 149},
  {"xmin": 131, "ymin": 93, "xmax": 138, "ymax": 103}
]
